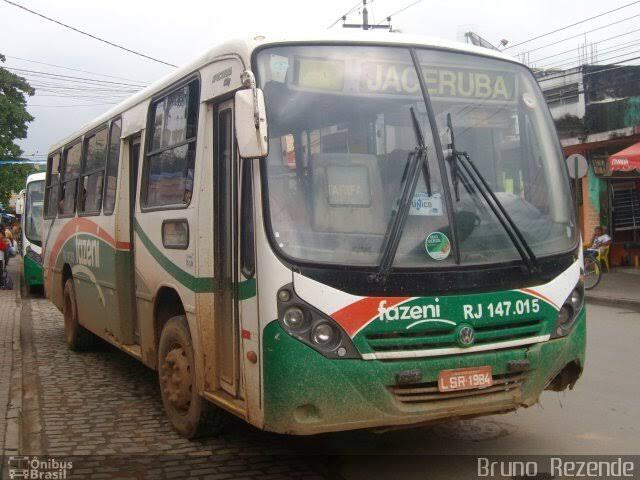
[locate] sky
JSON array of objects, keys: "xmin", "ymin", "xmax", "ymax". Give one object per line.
[{"xmin": 1, "ymin": 0, "xmax": 639, "ymax": 158}]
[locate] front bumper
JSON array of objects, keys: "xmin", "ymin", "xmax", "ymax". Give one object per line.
[
  {"xmin": 262, "ymin": 309, "xmax": 586, "ymax": 435},
  {"xmin": 24, "ymin": 255, "xmax": 44, "ymax": 287}
]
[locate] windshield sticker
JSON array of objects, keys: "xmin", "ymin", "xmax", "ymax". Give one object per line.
[
  {"xmin": 270, "ymin": 55, "xmax": 289, "ymax": 83},
  {"xmin": 522, "ymin": 92, "xmax": 536, "ymax": 108},
  {"xmin": 425, "ymin": 232, "xmax": 451, "ymax": 260},
  {"xmin": 410, "ymin": 192, "xmax": 443, "ymax": 216}
]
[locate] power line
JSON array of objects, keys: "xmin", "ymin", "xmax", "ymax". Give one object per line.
[
  {"xmin": 4, "ymin": 67, "xmax": 148, "ymax": 88},
  {"xmin": 538, "ymin": 38, "xmax": 640, "ymax": 69},
  {"xmin": 530, "ymin": 27, "xmax": 640, "ymax": 64},
  {"xmin": 26, "ymin": 80, "xmax": 139, "ymax": 92},
  {"xmin": 575, "ymin": 48, "xmax": 640, "ymax": 66},
  {"xmin": 28, "ymin": 103, "xmax": 117, "ymax": 107},
  {"xmin": 4, "ymin": 55, "xmax": 151, "ymax": 84},
  {"xmin": 518, "ymin": 14, "xmax": 640, "ymax": 57},
  {"xmin": 27, "ymin": 79, "xmax": 138, "ymax": 90},
  {"xmin": 327, "ymin": 0, "xmax": 364, "ymax": 29},
  {"xmin": 32, "ymin": 89, "xmax": 130, "ymax": 97},
  {"xmin": 537, "ymin": 56, "xmax": 640, "ymax": 82},
  {"xmin": 0, "ymin": 0, "xmax": 177, "ymax": 67},
  {"xmin": 377, "ymin": 0, "xmax": 422, "ymax": 24},
  {"xmin": 504, "ymin": 0, "xmax": 640, "ymax": 50}
]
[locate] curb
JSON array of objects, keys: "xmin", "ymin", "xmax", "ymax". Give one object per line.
[
  {"xmin": 6, "ymin": 279, "xmax": 24, "ymax": 457},
  {"xmin": 586, "ymin": 295, "xmax": 640, "ymax": 311}
]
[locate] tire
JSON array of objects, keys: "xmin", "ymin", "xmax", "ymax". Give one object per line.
[
  {"xmin": 63, "ymin": 278, "xmax": 95, "ymax": 351},
  {"xmin": 158, "ymin": 315, "xmax": 227, "ymax": 439},
  {"xmin": 583, "ymin": 256, "xmax": 602, "ymax": 290}
]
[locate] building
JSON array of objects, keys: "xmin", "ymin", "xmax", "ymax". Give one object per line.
[{"xmin": 539, "ymin": 64, "xmax": 640, "ymax": 267}]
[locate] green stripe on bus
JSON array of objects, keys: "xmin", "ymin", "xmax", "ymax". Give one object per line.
[
  {"xmin": 134, "ymin": 219, "xmax": 256, "ymax": 299},
  {"xmin": 134, "ymin": 219, "xmax": 214, "ymax": 293},
  {"xmin": 238, "ymin": 278, "xmax": 256, "ymax": 300}
]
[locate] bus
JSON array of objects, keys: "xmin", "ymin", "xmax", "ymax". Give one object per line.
[
  {"xmin": 42, "ymin": 32, "xmax": 585, "ymax": 438},
  {"xmin": 21, "ymin": 172, "xmax": 46, "ymax": 293}
]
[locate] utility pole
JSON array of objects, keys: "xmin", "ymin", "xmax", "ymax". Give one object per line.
[{"xmin": 342, "ymin": 0, "xmax": 392, "ymax": 31}]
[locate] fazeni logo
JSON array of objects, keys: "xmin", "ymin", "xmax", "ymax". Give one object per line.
[{"xmin": 377, "ymin": 299, "xmax": 441, "ymax": 322}]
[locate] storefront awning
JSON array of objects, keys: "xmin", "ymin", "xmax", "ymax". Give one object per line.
[{"xmin": 609, "ymin": 142, "xmax": 640, "ymax": 171}]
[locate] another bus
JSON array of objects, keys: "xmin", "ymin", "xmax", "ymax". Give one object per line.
[
  {"xmin": 21, "ymin": 172, "xmax": 45, "ymax": 293},
  {"xmin": 42, "ymin": 33, "xmax": 585, "ymax": 438}
]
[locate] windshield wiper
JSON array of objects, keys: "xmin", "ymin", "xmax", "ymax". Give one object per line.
[
  {"xmin": 446, "ymin": 113, "xmax": 538, "ymax": 272},
  {"xmin": 370, "ymin": 106, "xmax": 429, "ymax": 285}
]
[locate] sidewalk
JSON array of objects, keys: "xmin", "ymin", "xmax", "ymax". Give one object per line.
[
  {"xmin": 0, "ymin": 262, "xmax": 22, "ymax": 479},
  {"xmin": 586, "ymin": 267, "xmax": 640, "ymax": 309}
]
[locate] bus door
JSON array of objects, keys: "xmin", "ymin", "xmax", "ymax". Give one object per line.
[
  {"xmin": 214, "ymin": 100, "xmax": 240, "ymax": 396},
  {"xmin": 129, "ymin": 134, "xmax": 142, "ymax": 342}
]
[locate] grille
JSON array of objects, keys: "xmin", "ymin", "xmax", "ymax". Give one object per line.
[
  {"xmin": 389, "ymin": 371, "xmax": 527, "ymax": 405},
  {"xmin": 365, "ymin": 319, "xmax": 544, "ymax": 353}
]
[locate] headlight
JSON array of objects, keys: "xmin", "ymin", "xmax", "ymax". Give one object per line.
[
  {"xmin": 311, "ymin": 322, "xmax": 338, "ymax": 348},
  {"xmin": 551, "ymin": 282, "xmax": 584, "ymax": 338},
  {"xmin": 283, "ymin": 307, "xmax": 307, "ymax": 330},
  {"xmin": 276, "ymin": 285, "xmax": 360, "ymax": 359},
  {"xmin": 569, "ymin": 286, "xmax": 583, "ymax": 311}
]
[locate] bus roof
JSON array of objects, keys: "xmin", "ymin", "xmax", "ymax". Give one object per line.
[
  {"xmin": 26, "ymin": 172, "xmax": 46, "ymax": 183},
  {"xmin": 48, "ymin": 31, "xmax": 522, "ymax": 153}
]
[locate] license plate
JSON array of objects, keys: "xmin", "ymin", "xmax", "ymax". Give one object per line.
[{"xmin": 438, "ymin": 366, "xmax": 493, "ymax": 392}]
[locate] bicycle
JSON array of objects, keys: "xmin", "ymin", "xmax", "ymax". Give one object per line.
[{"xmin": 583, "ymin": 255, "xmax": 602, "ymax": 290}]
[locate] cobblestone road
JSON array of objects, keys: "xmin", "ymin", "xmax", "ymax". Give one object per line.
[
  {"xmin": 5, "ymin": 264, "xmax": 639, "ymax": 480},
  {"xmin": 16, "ymin": 292, "xmax": 329, "ymax": 480}
]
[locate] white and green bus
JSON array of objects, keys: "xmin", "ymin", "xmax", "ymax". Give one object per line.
[
  {"xmin": 42, "ymin": 33, "xmax": 585, "ymax": 437},
  {"xmin": 20, "ymin": 172, "xmax": 46, "ymax": 293}
]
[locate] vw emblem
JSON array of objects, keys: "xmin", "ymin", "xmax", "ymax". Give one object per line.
[{"xmin": 458, "ymin": 326, "xmax": 475, "ymax": 347}]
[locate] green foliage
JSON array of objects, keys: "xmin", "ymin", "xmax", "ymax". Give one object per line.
[
  {"xmin": 0, "ymin": 52, "xmax": 35, "ymax": 158},
  {"xmin": 0, "ymin": 162, "xmax": 38, "ymax": 208}
]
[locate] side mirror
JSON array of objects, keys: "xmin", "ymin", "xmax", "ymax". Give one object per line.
[{"xmin": 235, "ymin": 88, "xmax": 268, "ymax": 159}]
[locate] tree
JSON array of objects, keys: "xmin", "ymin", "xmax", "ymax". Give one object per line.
[
  {"xmin": 0, "ymin": 52, "xmax": 35, "ymax": 158},
  {"xmin": 0, "ymin": 162, "xmax": 38, "ymax": 208},
  {"xmin": 0, "ymin": 53, "xmax": 37, "ymax": 208}
]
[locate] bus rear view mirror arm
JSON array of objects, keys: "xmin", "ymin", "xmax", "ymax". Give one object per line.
[{"xmin": 235, "ymin": 71, "xmax": 268, "ymax": 159}]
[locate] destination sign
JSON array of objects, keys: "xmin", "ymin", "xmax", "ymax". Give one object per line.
[
  {"xmin": 360, "ymin": 62, "xmax": 516, "ymax": 101},
  {"xmin": 290, "ymin": 56, "xmax": 517, "ymax": 102}
]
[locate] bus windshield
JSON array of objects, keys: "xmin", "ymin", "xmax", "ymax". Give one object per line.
[
  {"xmin": 256, "ymin": 45, "xmax": 576, "ymax": 268},
  {"xmin": 25, "ymin": 179, "xmax": 44, "ymax": 245}
]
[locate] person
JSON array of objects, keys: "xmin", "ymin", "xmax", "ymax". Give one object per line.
[
  {"xmin": 585, "ymin": 226, "xmax": 611, "ymax": 258},
  {"xmin": 4, "ymin": 224, "xmax": 16, "ymax": 257},
  {"xmin": 11, "ymin": 221, "xmax": 20, "ymax": 241},
  {"xmin": 0, "ymin": 230, "xmax": 9, "ymax": 289},
  {"xmin": 12, "ymin": 221, "xmax": 21, "ymax": 254}
]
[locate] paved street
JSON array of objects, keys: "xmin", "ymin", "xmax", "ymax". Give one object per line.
[{"xmin": 1, "ymin": 266, "xmax": 639, "ymax": 479}]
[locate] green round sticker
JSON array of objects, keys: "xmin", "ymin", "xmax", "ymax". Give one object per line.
[{"xmin": 425, "ymin": 232, "xmax": 451, "ymax": 260}]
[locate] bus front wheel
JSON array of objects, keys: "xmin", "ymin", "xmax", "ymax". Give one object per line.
[
  {"xmin": 158, "ymin": 315, "xmax": 227, "ymax": 439},
  {"xmin": 63, "ymin": 278, "xmax": 95, "ymax": 351}
]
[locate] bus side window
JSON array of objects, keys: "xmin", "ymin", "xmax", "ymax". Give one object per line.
[
  {"xmin": 103, "ymin": 118, "xmax": 122, "ymax": 215},
  {"xmin": 78, "ymin": 127, "xmax": 108, "ymax": 215},
  {"xmin": 59, "ymin": 142, "xmax": 82, "ymax": 216},
  {"xmin": 44, "ymin": 152, "xmax": 60, "ymax": 219},
  {"xmin": 240, "ymin": 161, "xmax": 255, "ymax": 278},
  {"xmin": 142, "ymin": 79, "xmax": 199, "ymax": 208}
]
